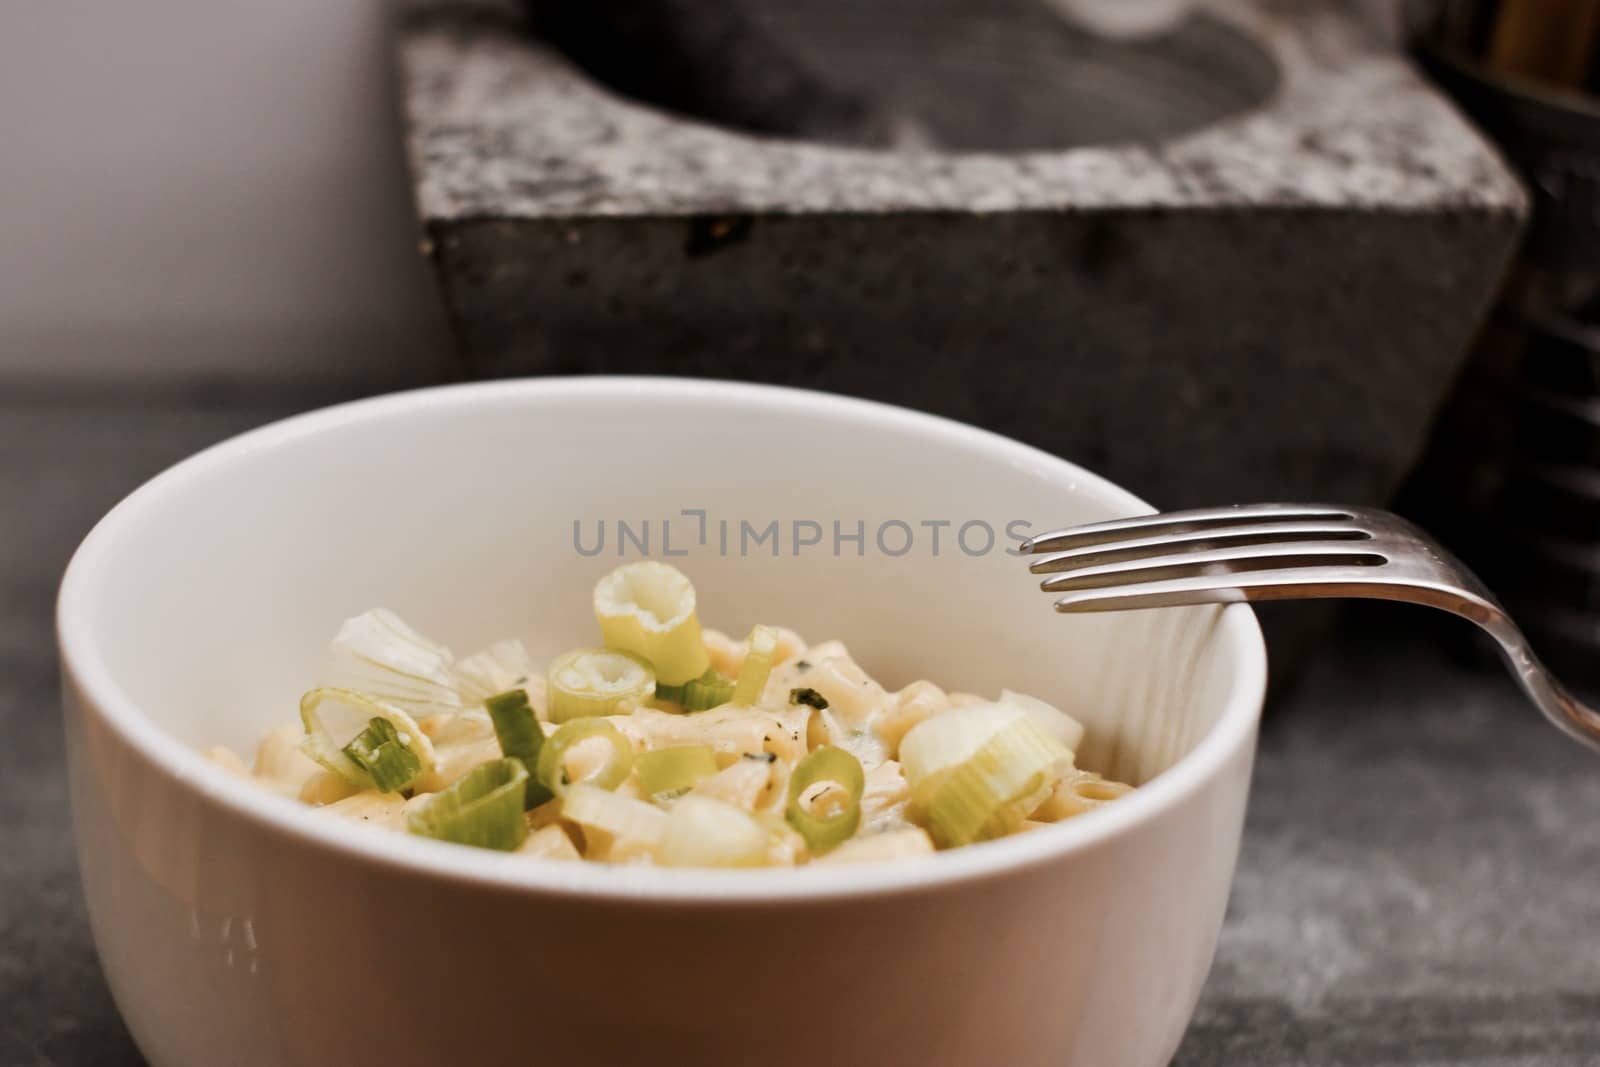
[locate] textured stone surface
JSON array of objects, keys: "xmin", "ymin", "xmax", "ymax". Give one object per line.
[
  {"xmin": 425, "ymin": 210, "xmax": 1517, "ymax": 514},
  {"xmin": 403, "ymin": 0, "xmax": 1524, "ymax": 218},
  {"xmin": 4, "ymin": 395, "xmax": 1599, "ymax": 1064},
  {"xmin": 398, "ymin": 0, "xmax": 1526, "ymax": 518}
]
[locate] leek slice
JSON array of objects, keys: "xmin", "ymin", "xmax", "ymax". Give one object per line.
[
  {"xmin": 593, "ymin": 561, "xmax": 709, "ymax": 685},
  {"xmin": 536, "ymin": 718, "xmax": 635, "ymax": 796},
  {"xmin": 657, "ymin": 795, "xmax": 770, "ymax": 868},
  {"xmin": 898, "ymin": 704, "xmax": 1029, "ymax": 805},
  {"xmin": 561, "ymin": 783, "xmax": 667, "ymax": 848},
  {"xmin": 655, "ymin": 667, "xmax": 734, "ymax": 711},
  {"xmin": 486, "ymin": 688, "xmax": 553, "ymax": 809},
  {"xmin": 785, "ymin": 745, "xmax": 865, "ymax": 854},
  {"xmin": 406, "ymin": 758, "xmax": 529, "ymax": 851},
  {"xmin": 922, "ymin": 717, "xmax": 1071, "ymax": 847},
  {"xmin": 341, "ymin": 717, "xmax": 424, "ymax": 793},
  {"xmin": 731, "ymin": 625, "xmax": 779, "ymax": 705},
  {"xmin": 547, "ymin": 648, "xmax": 655, "ymax": 723},
  {"xmin": 454, "ymin": 639, "xmax": 537, "ymax": 706},
  {"xmin": 300, "ymin": 687, "xmax": 436, "ymax": 790},
  {"xmin": 635, "ymin": 745, "xmax": 719, "ymax": 801},
  {"xmin": 999, "ymin": 689, "xmax": 1086, "ymax": 754},
  {"xmin": 326, "ymin": 609, "xmax": 460, "ymax": 719}
]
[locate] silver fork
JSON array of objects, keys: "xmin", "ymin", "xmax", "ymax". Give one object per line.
[{"xmin": 1021, "ymin": 503, "xmax": 1600, "ymax": 753}]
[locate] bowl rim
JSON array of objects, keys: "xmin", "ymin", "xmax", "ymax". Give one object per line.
[{"xmin": 57, "ymin": 376, "xmax": 1266, "ymax": 905}]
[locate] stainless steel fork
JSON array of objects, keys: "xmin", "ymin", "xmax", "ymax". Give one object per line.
[{"xmin": 1021, "ymin": 503, "xmax": 1600, "ymax": 753}]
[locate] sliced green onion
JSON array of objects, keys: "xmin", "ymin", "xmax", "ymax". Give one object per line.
[
  {"xmin": 340, "ymin": 716, "xmax": 424, "ymax": 793},
  {"xmin": 923, "ymin": 717, "xmax": 1071, "ymax": 847},
  {"xmin": 789, "ymin": 687, "xmax": 829, "ymax": 710},
  {"xmin": 300, "ymin": 686, "xmax": 436, "ymax": 789},
  {"xmin": 593, "ymin": 561, "xmax": 709, "ymax": 685},
  {"xmin": 546, "ymin": 647, "xmax": 655, "ymax": 723},
  {"xmin": 635, "ymin": 745, "xmax": 719, "ymax": 800},
  {"xmin": 999, "ymin": 689, "xmax": 1086, "ymax": 754},
  {"xmin": 655, "ymin": 667, "xmax": 734, "ymax": 711},
  {"xmin": 535, "ymin": 718, "xmax": 635, "ymax": 796},
  {"xmin": 785, "ymin": 745, "xmax": 865, "ymax": 854},
  {"xmin": 732, "ymin": 625, "xmax": 779, "ymax": 705},
  {"xmin": 406, "ymin": 758, "xmax": 529, "ymax": 851},
  {"xmin": 657, "ymin": 795, "xmax": 769, "ymax": 868},
  {"xmin": 898, "ymin": 704, "xmax": 1027, "ymax": 805},
  {"xmin": 486, "ymin": 688, "xmax": 542, "ymax": 761},
  {"xmin": 561, "ymin": 783, "xmax": 667, "ymax": 848},
  {"xmin": 454, "ymin": 639, "xmax": 537, "ymax": 706},
  {"xmin": 486, "ymin": 688, "xmax": 554, "ymax": 809},
  {"xmin": 325, "ymin": 608, "xmax": 460, "ymax": 719}
]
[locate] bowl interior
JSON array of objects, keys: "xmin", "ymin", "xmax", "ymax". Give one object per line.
[{"xmin": 69, "ymin": 379, "xmax": 1254, "ymax": 791}]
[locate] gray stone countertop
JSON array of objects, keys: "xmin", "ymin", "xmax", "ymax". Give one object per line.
[{"xmin": 3, "ymin": 392, "xmax": 1596, "ymax": 1065}]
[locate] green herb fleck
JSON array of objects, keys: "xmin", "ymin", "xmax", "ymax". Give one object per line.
[{"xmin": 789, "ymin": 688, "xmax": 829, "ymax": 710}]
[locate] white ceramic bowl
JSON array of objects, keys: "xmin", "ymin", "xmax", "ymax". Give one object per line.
[{"xmin": 58, "ymin": 378, "xmax": 1265, "ymax": 1067}]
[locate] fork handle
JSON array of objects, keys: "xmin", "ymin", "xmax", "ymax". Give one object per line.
[
  {"xmin": 1477, "ymin": 610, "xmax": 1600, "ymax": 753},
  {"xmin": 1271, "ymin": 582, "xmax": 1600, "ymax": 753},
  {"xmin": 1088, "ymin": 575, "xmax": 1600, "ymax": 754}
]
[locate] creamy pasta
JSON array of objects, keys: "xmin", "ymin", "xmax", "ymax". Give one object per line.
[{"xmin": 211, "ymin": 562, "xmax": 1132, "ymax": 867}]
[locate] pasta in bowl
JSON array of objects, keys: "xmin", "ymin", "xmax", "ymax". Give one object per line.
[
  {"xmin": 58, "ymin": 377, "xmax": 1266, "ymax": 1067},
  {"xmin": 213, "ymin": 561, "xmax": 1133, "ymax": 868}
]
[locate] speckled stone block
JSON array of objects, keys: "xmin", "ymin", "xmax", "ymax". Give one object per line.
[{"xmin": 399, "ymin": 0, "xmax": 1525, "ymax": 511}]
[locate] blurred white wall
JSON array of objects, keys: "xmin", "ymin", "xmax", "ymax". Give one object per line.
[{"xmin": 0, "ymin": 0, "xmax": 453, "ymax": 391}]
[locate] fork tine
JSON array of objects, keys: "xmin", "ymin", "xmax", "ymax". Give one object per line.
[
  {"xmin": 1021, "ymin": 505, "xmax": 1356, "ymax": 555},
  {"xmin": 1039, "ymin": 542, "xmax": 1386, "ymax": 592},
  {"xmin": 1027, "ymin": 521, "xmax": 1370, "ymax": 574},
  {"xmin": 1050, "ymin": 565, "xmax": 1386, "ymax": 612}
]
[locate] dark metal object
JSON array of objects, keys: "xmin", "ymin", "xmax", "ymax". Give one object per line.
[
  {"xmin": 1424, "ymin": 48, "xmax": 1600, "ymax": 278},
  {"xmin": 1497, "ymin": 292, "xmax": 1600, "ymax": 668},
  {"xmin": 1412, "ymin": 28, "xmax": 1600, "ymax": 686}
]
